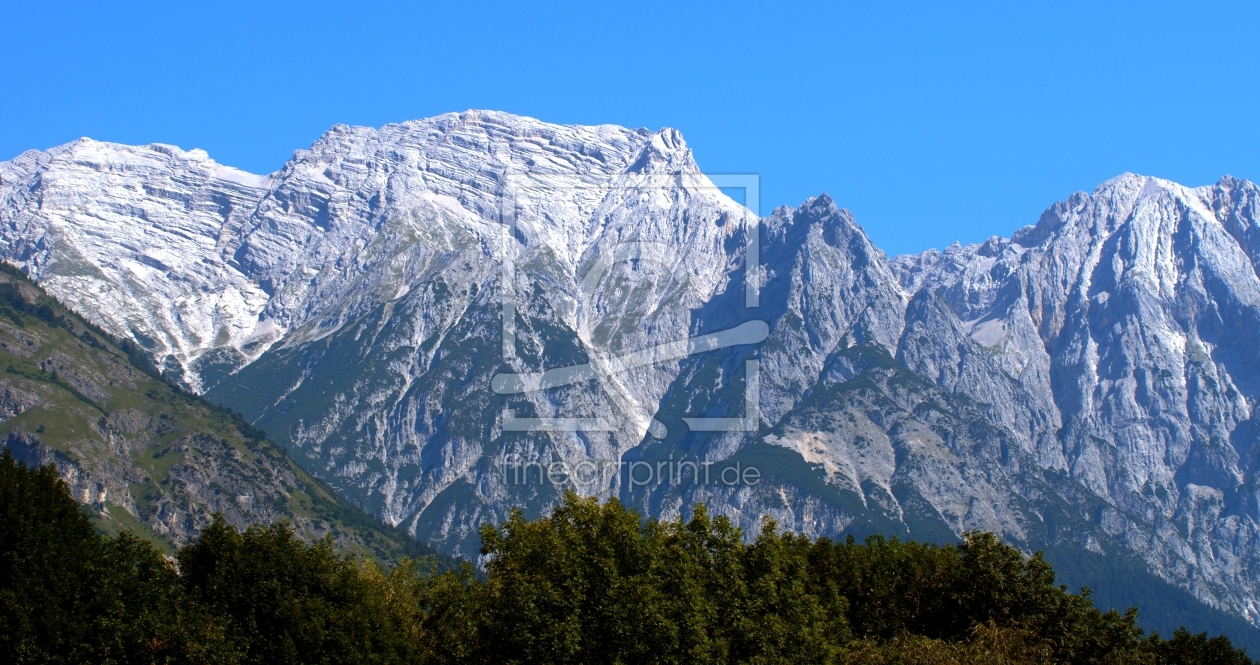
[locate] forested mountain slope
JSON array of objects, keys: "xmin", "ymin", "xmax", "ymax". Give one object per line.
[{"xmin": 0, "ymin": 265, "xmax": 427, "ymax": 562}]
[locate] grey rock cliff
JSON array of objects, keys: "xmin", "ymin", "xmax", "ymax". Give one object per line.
[{"xmin": 888, "ymin": 174, "xmax": 1260, "ymax": 623}]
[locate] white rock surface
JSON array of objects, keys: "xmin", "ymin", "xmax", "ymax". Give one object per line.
[{"xmin": 0, "ymin": 140, "xmax": 274, "ymax": 391}]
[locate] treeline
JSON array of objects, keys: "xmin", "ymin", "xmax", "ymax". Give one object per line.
[
  {"xmin": 0, "ymin": 451, "xmax": 1251, "ymax": 665},
  {"xmin": 0, "ymin": 263, "xmax": 160, "ymax": 379},
  {"xmin": 0, "ymin": 264, "xmax": 266, "ymax": 441}
]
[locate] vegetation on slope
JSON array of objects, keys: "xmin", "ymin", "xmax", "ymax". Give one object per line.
[
  {"xmin": 0, "ymin": 264, "xmax": 427, "ymax": 563},
  {"xmin": 1, "ymin": 458, "xmax": 1249, "ymax": 665}
]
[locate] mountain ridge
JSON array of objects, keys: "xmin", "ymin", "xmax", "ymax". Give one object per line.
[{"xmin": 5, "ymin": 112, "xmax": 1260, "ymax": 639}]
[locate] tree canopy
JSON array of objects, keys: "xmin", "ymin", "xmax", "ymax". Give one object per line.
[{"xmin": 0, "ymin": 451, "xmax": 1251, "ymax": 665}]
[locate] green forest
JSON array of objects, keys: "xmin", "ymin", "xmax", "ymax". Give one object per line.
[{"xmin": 0, "ymin": 450, "xmax": 1251, "ymax": 665}]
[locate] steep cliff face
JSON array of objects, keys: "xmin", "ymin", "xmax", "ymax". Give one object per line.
[
  {"xmin": 639, "ymin": 195, "xmax": 1080, "ymax": 562},
  {"xmin": 888, "ymin": 174, "xmax": 1260, "ymax": 624},
  {"xmin": 204, "ymin": 115, "xmax": 752, "ymax": 552},
  {"xmin": 5, "ymin": 113, "xmax": 1260, "ymax": 630}
]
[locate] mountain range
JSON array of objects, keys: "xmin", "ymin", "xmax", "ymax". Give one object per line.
[{"xmin": 4, "ymin": 110, "xmax": 1260, "ymax": 639}]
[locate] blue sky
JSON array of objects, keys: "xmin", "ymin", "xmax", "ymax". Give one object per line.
[{"xmin": 3, "ymin": 1, "xmax": 1257, "ymax": 256}]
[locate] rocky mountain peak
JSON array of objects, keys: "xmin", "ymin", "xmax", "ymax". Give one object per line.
[{"xmin": 628, "ymin": 127, "xmax": 695, "ymax": 174}]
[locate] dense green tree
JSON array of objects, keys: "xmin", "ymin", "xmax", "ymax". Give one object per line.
[
  {"xmin": 806, "ymin": 530, "xmax": 1161, "ymax": 664},
  {"xmin": 0, "ymin": 450, "xmax": 187, "ymax": 664},
  {"xmin": 729, "ymin": 521, "xmax": 844, "ymax": 664},
  {"xmin": 176, "ymin": 515, "xmax": 401, "ymax": 664},
  {"xmin": 1146, "ymin": 628, "xmax": 1257, "ymax": 665},
  {"xmin": 0, "ymin": 448, "xmax": 104, "ymax": 662},
  {"xmin": 476, "ymin": 494, "xmax": 849, "ymax": 664},
  {"xmin": 360, "ymin": 556, "xmax": 479, "ymax": 665},
  {"xmin": 650, "ymin": 503, "xmax": 744, "ymax": 663},
  {"xmin": 476, "ymin": 493, "xmax": 675, "ymax": 664}
]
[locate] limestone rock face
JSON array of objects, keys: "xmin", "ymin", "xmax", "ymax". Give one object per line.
[
  {"xmin": 889, "ymin": 174, "xmax": 1260, "ymax": 623},
  {"xmin": 0, "ymin": 139, "xmax": 273, "ymax": 392},
  {"xmin": 6, "ymin": 113, "xmax": 1260, "ymax": 625}
]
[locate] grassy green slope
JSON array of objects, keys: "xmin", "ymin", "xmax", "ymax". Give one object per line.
[{"xmin": 0, "ymin": 264, "xmax": 439, "ymax": 565}]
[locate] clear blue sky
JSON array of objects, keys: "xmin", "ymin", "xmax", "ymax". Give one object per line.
[{"xmin": 3, "ymin": 1, "xmax": 1257, "ymax": 256}]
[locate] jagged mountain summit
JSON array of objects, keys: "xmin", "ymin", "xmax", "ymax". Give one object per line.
[{"xmin": 4, "ymin": 111, "xmax": 1260, "ymax": 636}]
